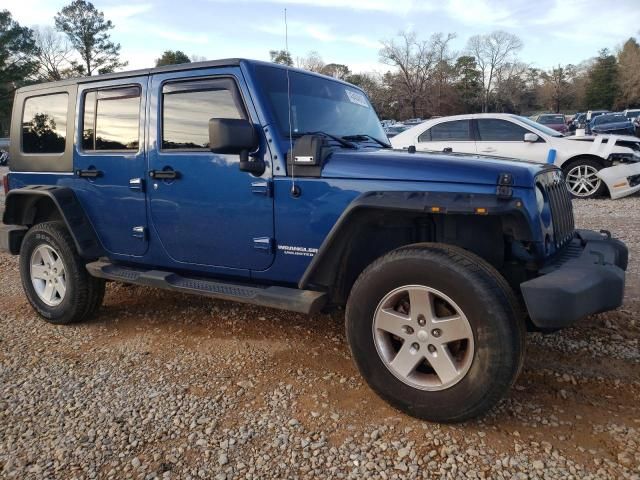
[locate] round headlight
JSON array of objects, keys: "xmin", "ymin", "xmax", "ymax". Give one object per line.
[{"xmin": 535, "ymin": 185, "xmax": 545, "ymax": 212}]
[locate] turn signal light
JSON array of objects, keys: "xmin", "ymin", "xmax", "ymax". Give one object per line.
[{"xmin": 475, "ymin": 207, "xmax": 488, "ymax": 215}]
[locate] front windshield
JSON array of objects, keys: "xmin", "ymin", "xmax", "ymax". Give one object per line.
[
  {"xmin": 254, "ymin": 64, "xmax": 387, "ymax": 144},
  {"xmin": 627, "ymin": 111, "xmax": 640, "ymax": 119},
  {"xmin": 594, "ymin": 114, "xmax": 627, "ymax": 125},
  {"xmin": 515, "ymin": 116, "xmax": 563, "ymax": 137},
  {"xmin": 538, "ymin": 115, "xmax": 564, "ymax": 124}
]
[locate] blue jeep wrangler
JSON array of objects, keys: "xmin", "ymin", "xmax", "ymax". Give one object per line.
[{"xmin": 0, "ymin": 59, "xmax": 628, "ymax": 422}]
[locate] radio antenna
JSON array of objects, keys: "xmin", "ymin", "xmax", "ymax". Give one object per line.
[{"xmin": 284, "ymin": 8, "xmax": 299, "ymax": 197}]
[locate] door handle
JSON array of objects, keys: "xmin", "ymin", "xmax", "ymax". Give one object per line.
[
  {"xmin": 149, "ymin": 169, "xmax": 180, "ymax": 180},
  {"xmin": 76, "ymin": 168, "xmax": 103, "ymax": 178},
  {"xmin": 481, "ymin": 148, "xmax": 496, "ymax": 153},
  {"xmin": 443, "ymin": 147, "xmax": 453, "ymax": 153}
]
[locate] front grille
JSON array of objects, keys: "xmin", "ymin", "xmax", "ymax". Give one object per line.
[{"xmin": 538, "ymin": 169, "xmax": 575, "ymax": 248}]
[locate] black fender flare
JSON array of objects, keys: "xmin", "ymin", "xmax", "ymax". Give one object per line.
[
  {"xmin": 298, "ymin": 190, "xmax": 532, "ymax": 291},
  {"xmin": 3, "ymin": 186, "xmax": 105, "ymax": 259}
]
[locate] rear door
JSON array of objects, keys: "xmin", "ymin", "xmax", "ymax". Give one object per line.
[
  {"xmin": 415, "ymin": 119, "xmax": 475, "ymax": 155},
  {"xmin": 475, "ymin": 118, "xmax": 549, "ymax": 163},
  {"xmin": 73, "ymin": 77, "xmax": 149, "ymax": 256}
]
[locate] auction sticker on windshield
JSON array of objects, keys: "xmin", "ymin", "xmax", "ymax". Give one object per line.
[{"xmin": 345, "ymin": 89, "xmax": 369, "ymax": 108}]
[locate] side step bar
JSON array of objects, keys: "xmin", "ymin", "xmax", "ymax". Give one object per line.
[{"xmin": 86, "ymin": 260, "xmax": 327, "ymax": 315}]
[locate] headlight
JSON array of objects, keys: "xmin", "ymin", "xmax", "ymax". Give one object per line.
[{"xmin": 535, "ymin": 184, "xmax": 545, "ymax": 212}]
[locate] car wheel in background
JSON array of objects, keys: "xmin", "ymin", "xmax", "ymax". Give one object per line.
[{"xmin": 563, "ymin": 158, "xmax": 607, "ymax": 199}]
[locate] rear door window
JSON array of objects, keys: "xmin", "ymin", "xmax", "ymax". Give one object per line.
[
  {"xmin": 82, "ymin": 86, "xmax": 141, "ymax": 151},
  {"xmin": 477, "ymin": 119, "xmax": 529, "ymax": 141},
  {"xmin": 421, "ymin": 120, "xmax": 471, "ymax": 142},
  {"xmin": 22, "ymin": 93, "xmax": 68, "ymax": 154}
]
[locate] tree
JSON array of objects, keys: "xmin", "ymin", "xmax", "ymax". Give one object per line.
[
  {"xmin": 379, "ymin": 31, "xmax": 441, "ymax": 118},
  {"xmin": 0, "ymin": 10, "xmax": 38, "ymax": 135},
  {"xmin": 32, "ymin": 26, "xmax": 79, "ymax": 81},
  {"xmin": 322, "ymin": 63, "xmax": 351, "ymax": 80},
  {"xmin": 584, "ymin": 49, "xmax": 618, "ymax": 110},
  {"xmin": 616, "ymin": 38, "xmax": 640, "ymax": 108},
  {"xmin": 297, "ymin": 51, "xmax": 324, "ymax": 73},
  {"xmin": 155, "ymin": 50, "xmax": 190, "ymax": 67},
  {"xmin": 454, "ymin": 56, "xmax": 482, "ymax": 113},
  {"xmin": 430, "ymin": 33, "xmax": 457, "ymax": 115},
  {"xmin": 540, "ymin": 64, "xmax": 576, "ymax": 113},
  {"xmin": 55, "ymin": 0, "xmax": 126, "ymax": 75},
  {"xmin": 466, "ymin": 31, "xmax": 523, "ymax": 112},
  {"xmin": 269, "ymin": 49, "xmax": 293, "ymax": 66}
]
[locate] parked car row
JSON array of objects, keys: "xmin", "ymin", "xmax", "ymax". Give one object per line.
[
  {"xmin": 567, "ymin": 110, "xmax": 640, "ymax": 137},
  {"xmin": 390, "ymin": 113, "xmax": 640, "ymax": 199}
]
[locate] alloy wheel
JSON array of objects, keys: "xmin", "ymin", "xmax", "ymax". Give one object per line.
[
  {"xmin": 566, "ymin": 164, "xmax": 601, "ymax": 197},
  {"xmin": 30, "ymin": 244, "xmax": 67, "ymax": 307},
  {"xmin": 372, "ymin": 285, "xmax": 474, "ymax": 391}
]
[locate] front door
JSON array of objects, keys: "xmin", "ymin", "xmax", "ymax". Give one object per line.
[
  {"xmin": 147, "ymin": 68, "xmax": 274, "ymax": 270},
  {"xmin": 73, "ymin": 77, "xmax": 149, "ymax": 256},
  {"xmin": 475, "ymin": 118, "xmax": 549, "ymax": 163}
]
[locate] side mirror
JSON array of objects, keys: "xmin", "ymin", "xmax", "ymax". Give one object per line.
[
  {"xmin": 524, "ymin": 133, "xmax": 539, "ymax": 143},
  {"xmin": 208, "ymin": 118, "xmax": 264, "ymax": 175}
]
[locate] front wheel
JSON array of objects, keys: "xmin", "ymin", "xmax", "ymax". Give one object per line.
[
  {"xmin": 563, "ymin": 159, "xmax": 606, "ymax": 198},
  {"xmin": 346, "ymin": 244, "xmax": 525, "ymax": 423}
]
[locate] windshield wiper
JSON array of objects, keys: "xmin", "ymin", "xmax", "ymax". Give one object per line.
[
  {"xmin": 342, "ymin": 134, "xmax": 391, "ymax": 148},
  {"xmin": 292, "ymin": 131, "xmax": 357, "ymax": 149}
]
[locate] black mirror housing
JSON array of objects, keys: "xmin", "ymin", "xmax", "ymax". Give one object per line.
[{"xmin": 209, "ymin": 118, "xmax": 258, "ymax": 154}]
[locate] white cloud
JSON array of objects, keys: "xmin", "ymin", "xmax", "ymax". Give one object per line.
[
  {"xmin": 258, "ymin": 21, "xmax": 380, "ymax": 49},
  {"xmin": 444, "ymin": 0, "xmax": 518, "ymax": 27},
  {"xmin": 533, "ymin": 0, "xmax": 640, "ymax": 46},
  {"xmin": 102, "ymin": 3, "xmax": 154, "ymax": 21}
]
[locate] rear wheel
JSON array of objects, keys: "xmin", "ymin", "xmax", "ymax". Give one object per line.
[
  {"xmin": 346, "ymin": 244, "xmax": 525, "ymax": 423},
  {"xmin": 563, "ymin": 158, "xmax": 606, "ymax": 198},
  {"xmin": 20, "ymin": 221, "xmax": 105, "ymax": 325}
]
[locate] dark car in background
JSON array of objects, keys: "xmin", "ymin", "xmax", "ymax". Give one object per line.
[
  {"xmin": 533, "ymin": 114, "xmax": 568, "ymax": 134},
  {"xmin": 384, "ymin": 124, "xmax": 410, "ymax": 138},
  {"xmin": 589, "ymin": 113, "xmax": 636, "ymax": 136},
  {"xmin": 0, "ymin": 138, "xmax": 9, "ymax": 166}
]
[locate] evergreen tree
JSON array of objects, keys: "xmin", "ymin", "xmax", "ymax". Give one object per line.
[
  {"xmin": 584, "ymin": 49, "xmax": 618, "ymax": 110},
  {"xmin": 55, "ymin": 0, "xmax": 127, "ymax": 75},
  {"xmin": 0, "ymin": 10, "xmax": 38, "ymax": 134},
  {"xmin": 156, "ymin": 50, "xmax": 191, "ymax": 67}
]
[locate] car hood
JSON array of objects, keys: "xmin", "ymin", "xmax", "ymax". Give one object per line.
[{"xmin": 321, "ymin": 149, "xmax": 547, "ymax": 188}]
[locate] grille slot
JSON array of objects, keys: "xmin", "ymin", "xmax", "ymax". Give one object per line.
[{"xmin": 538, "ymin": 170, "xmax": 575, "ymax": 248}]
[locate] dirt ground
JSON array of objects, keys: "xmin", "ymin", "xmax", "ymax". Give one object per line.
[{"xmin": 0, "ymin": 166, "xmax": 638, "ymax": 479}]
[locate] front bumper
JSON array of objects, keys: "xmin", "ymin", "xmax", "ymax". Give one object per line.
[
  {"xmin": 0, "ymin": 224, "xmax": 27, "ymax": 255},
  {"xmin": 521, "ymin": 229, "xmax": 627, "ymax": 329},
  {"xmin": 597, "ymin": 161, "xmax": 640, "ymax": 199}
]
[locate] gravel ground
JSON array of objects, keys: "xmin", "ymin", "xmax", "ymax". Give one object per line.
[{"xmin": 1, "ymin": 166, "xmax": 639, "ymax": 479}]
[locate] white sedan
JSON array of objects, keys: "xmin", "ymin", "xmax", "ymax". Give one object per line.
[{"xmin": 390, "ymin": 113, "xmax": 640, "ymax": 199}]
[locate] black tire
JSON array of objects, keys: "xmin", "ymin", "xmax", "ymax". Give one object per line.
[
  {"xmin": 562, "ymin": 158, "xmax": 607, "ymax": 199},
  {"xmin": 19, "ymin": 221, "xmax": 105, "ymax": 325},
  {"xmin": 345, "ymin": 243, "xmax": 525, "ymax": 423}
]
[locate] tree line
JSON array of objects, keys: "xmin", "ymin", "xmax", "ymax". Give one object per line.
[
  {"xmin": 271, "ymin": 31, "xmax": 640, "ymax": 121},
  {"xmin": 2, "ymin": 1, "xmax": 639, "ymax": 135}
]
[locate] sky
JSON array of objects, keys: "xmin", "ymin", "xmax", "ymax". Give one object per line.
[{"xmin": 5, "ymin": 0, "xmax": 640, "ymax": 74}]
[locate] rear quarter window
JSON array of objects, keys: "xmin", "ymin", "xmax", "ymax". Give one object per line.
[{"xmin": 21, "ymin": 93, "xmax": 68, "ymax": 154}]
